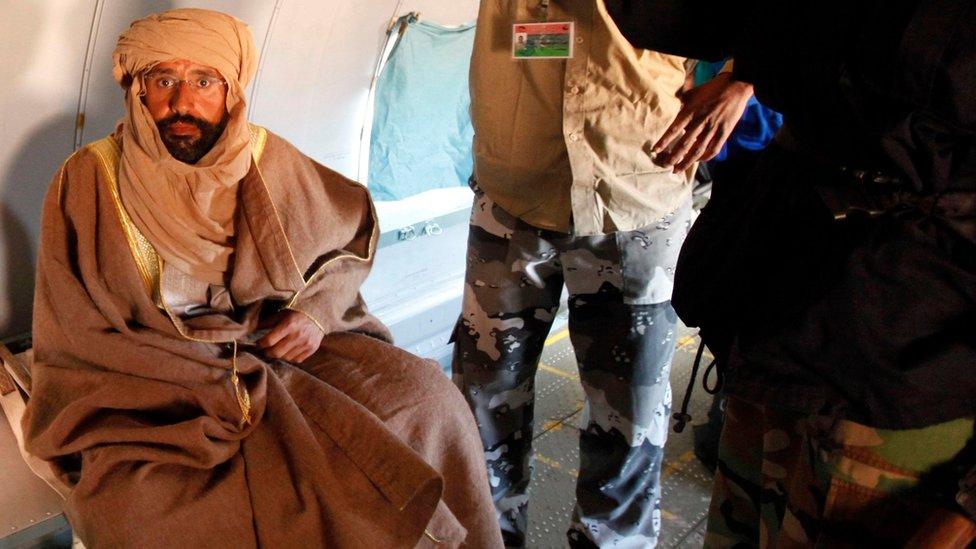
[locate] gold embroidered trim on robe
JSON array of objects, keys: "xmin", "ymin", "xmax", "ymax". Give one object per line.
[
  {"xmin": 89, "ymin": 136, "xmax": 161, "ymax": 302},
  {"xmin": 88, "ymin": 124, "xmax": 269, "ymax": 302},
  {"xmin": 87, "ymin": 124, "xmax": 269, "ymax": 427}
]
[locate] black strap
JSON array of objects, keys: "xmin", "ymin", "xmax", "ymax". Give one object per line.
[
  {"xmin": 672, "ymin": 339, "xmax": 722, "ymax": 433},
  {"xmin": 671, "ymin": 340, "xmax": 703, "ymax": 433}
]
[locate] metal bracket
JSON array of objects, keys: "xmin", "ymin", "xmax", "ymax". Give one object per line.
[{"xmin": 397, "ymin": 225, "xmax": 418, "ymax": 241}]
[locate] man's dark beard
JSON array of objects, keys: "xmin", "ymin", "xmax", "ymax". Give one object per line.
[{"xmin": 156, "ymin": 113, "xmax": 228, "ymax": 164}]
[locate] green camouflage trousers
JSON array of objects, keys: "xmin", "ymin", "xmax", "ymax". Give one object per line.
[
  {"xmin": 452, "ymin": 185, "xmax": 693, "ymax": 547},
  {"xmin": 706, "ymin": 396, "xmax": 975, "ymax": 547}
]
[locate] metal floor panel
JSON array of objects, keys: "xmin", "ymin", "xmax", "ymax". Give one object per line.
[
  {"xmin": 0, "ymin": 406, "xmax": 69, "ymax": 549},
  {"xmin": 659, "ymin": 465, "xmax": 713, "ymax": 548},
  {"xmin": 526, "ymin": 323, "xmax": 715, "ymax": 548},
  {"xmin": 527, "ymin": 424, "xmax": 580, "ymax": 549},
  {"xmin": 675, "ymin": 524, "xmax": 708, "ymax": 549}
]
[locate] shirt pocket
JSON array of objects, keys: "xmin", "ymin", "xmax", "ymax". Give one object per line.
[{"xmin": 818, "ymin": 443, "xmax": 934, "ymax": 544}]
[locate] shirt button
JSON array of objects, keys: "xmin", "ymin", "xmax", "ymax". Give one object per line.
[
  {"xmin": 569, "ymin": 85, "xmax": 581, "ymax": 94},
  {"xmin": 569, "ymin": 132, "xmax": 581, "ymax": 142},
  {"xmin": 576, "ymin": 36, "xmax": 584, "ymax": 44}
]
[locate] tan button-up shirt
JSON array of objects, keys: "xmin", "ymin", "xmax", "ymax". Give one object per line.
[{"xmin": 470, "ymin": 0, "xmax": 694, "ymax": 235}]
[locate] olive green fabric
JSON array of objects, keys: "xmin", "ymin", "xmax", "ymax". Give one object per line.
[{"xmin": 706, "ymin": 396, "xmax": 974, "ymax": 547}]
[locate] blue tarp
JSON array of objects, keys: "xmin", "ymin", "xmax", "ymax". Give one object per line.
[{"xmin": 368, "ymin": 19, "xmax": 475, "ymax": 201}]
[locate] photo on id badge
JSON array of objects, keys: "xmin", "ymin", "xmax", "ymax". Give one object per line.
[{"xmin": 512, "ymin": 22, "xmax": 574, "ymax": 59}]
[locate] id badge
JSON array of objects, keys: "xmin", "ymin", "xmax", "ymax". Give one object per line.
[{"xmin": 512, "ymin": 22, "xmax": 574, "ymax": 59}]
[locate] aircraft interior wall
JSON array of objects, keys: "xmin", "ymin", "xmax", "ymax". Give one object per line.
[{"xmin": 0, "ymin": 0, "xmax": 479, "ymax": 339}]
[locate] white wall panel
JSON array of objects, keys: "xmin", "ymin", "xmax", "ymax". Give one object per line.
[
  {"xmin": 248, "ymin": 0, "xmax": 399, "ymax": 178},
  {"xmin": 0, "ymin": 0, "xmax": 98, "ymax": 336}
]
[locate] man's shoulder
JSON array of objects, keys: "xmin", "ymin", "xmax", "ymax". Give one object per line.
[
  {"xmin": 52, "ymin": 137, "xmax": 117, "ymax": 193},
  {"xmin": 256, "ymin": 127, "xmax": 300, "ymax": 163},
  {"xmin": 39, "ymin": 136, "xmax": 119, "ymax": 214},
  {"xmin": 63, "ymin": 137, "xmax": 116, "ymax": 173}
]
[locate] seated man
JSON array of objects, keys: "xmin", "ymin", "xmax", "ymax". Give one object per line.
[{"xmin": 23, "ymin": 8, "xmax": 502, "ymax": 548}]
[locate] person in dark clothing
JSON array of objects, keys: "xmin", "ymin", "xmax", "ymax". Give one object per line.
[
  {"xmin": 683, "ymin": 62, "xmax": 784, "ymax": 472},
  {"xmin": 605, "ymin": 0, "xmax": 976, "ymax": 545}
]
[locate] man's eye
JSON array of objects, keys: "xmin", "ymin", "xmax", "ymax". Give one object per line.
[
  {"xmin": 156, "ymin": 77, "xmax": 177, "ymax": 88},
  {"xmin": 197, "ymin": 78, "xmax": 212, "ymax": 89}
]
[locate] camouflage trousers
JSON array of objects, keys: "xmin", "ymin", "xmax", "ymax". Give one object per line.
[
  {"xmin": 706, "ymin": 396, "xmax": 975, "ymax": 547},
  {"xmin": 452, "ymin": 187, "xmax": 693, "ymax": 548}
]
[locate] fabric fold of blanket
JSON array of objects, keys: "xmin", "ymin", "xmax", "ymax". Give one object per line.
[{"xmin": 23, "ymin": 128, "xmax": 500, "ymax": 548}]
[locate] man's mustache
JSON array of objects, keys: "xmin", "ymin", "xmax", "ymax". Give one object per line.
[
  {"xmin": 157, "ymin": 114, "xmax": 219, "ymax": 138},
  {"xmin": 155, "ymin": 112, "xmax": 228, "ymax": 164}
]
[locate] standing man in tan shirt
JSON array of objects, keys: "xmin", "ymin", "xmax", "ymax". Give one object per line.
[{"xmin": 452, "ymin": 1, "xmax": 754, "ymax": 546}]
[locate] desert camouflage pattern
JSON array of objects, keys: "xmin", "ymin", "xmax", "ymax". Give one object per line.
[
  {"xmin": 706, "ymin": 396, "xmax": 975, "ymax": 547},
  {"xmin": 452, "ymin": 183, "xmax": 692, "ymax": 547}
]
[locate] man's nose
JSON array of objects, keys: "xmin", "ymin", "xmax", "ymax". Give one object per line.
[{"xmin": 169, "ymin": 82, "xmax": 194, "ymax": 114}]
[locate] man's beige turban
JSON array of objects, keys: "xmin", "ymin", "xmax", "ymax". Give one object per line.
[{"xmin": 112, "ymin": 8, "xmax": 258, "ymax": 284}]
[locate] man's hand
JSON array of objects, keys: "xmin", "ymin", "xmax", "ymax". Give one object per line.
[
  {"xmin": 257, "ymin": 310, "xmax": 325, "ymax": 363},
  {"xmin": 653, "ymin": 73, "xmax": 754, "ymax": 173}
]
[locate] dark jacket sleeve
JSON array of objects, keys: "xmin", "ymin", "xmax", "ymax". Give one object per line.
[{"xmin": 603, "ymin": 0, "xmax": 738, "ymax": 61}]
